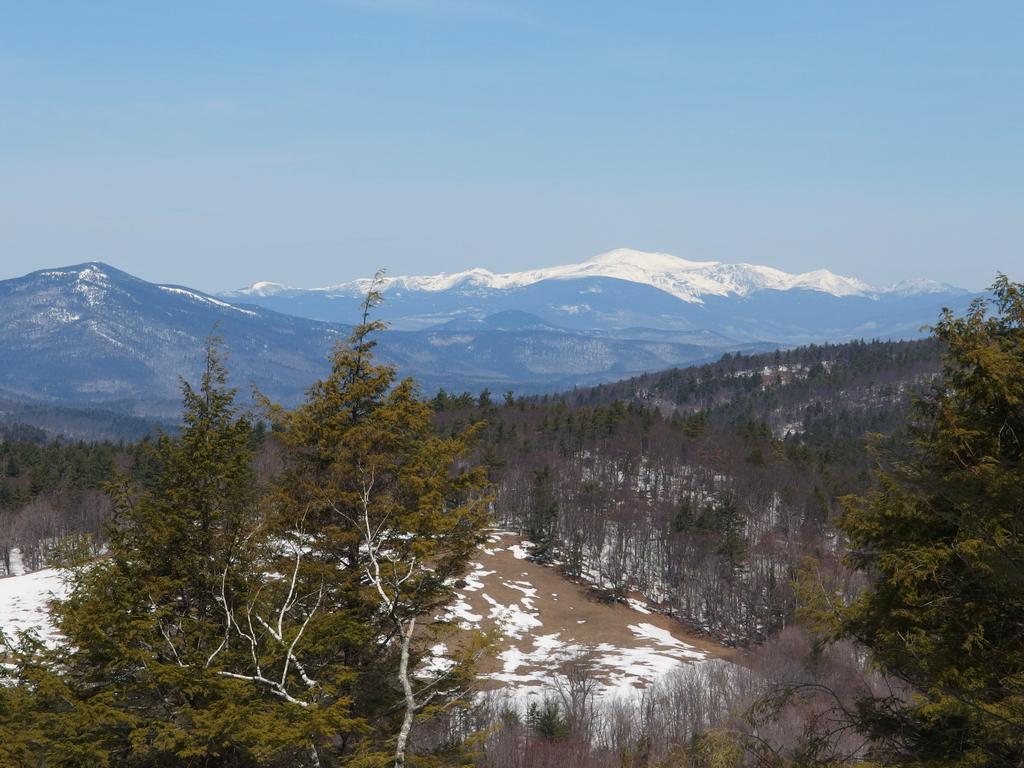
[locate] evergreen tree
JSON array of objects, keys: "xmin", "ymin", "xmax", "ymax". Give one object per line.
[
  {"xmin": 526, "ymin": 466, "xmax": 559, "ymax": 561},
  {"xmin": 712, "ymin": 494, "xmax": 746, "ymax": 578},
  {"xmin": 262, "ymin": 281, "xmax": 491, "ymax": 765},
  {"xmin": 834, "ymin": 276, "xmax": 1024, "ymax": 766},
  {"xmin": 0, "ymin": 342, "xmax": 359, "ymax": 766},
  {"xmin": 526, "ymin": 698, "xmax": 569, "ymax": 741}
]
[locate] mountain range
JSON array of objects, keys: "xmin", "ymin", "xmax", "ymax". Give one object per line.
[
  {"xmin": 222, "ymin": 249, "xmax": 970, "ymax": 341},
  {"xmin": 0, "ymin": 251, "xmax": 976, "ymax": 419}
]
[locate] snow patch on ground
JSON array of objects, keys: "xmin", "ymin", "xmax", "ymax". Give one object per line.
[
  {"xmin": 626, "ymin": 598, "xmax": 651, "ymax": 615},
  {"xmin": 481, "ymin": 592, "xmax": 543, "ymax": 639},
  {"xmin": 0, "ymin": 568, "xmax": 68, "ymax": 644},
  {"xmin": 629, "ymin": 623, "xmax": 706, "ymax": 659},
  {"xmin": 507, "ymin": 542, "xmax": 534, "ymax": 560}
]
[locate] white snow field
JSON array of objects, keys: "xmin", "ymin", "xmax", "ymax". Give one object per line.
[{"xmin": 0, "ymin": 563, "xmax": 67, "ymax": 644}]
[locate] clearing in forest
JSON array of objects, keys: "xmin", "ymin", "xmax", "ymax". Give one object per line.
[{"xmin": 439, "ymin": 531, "xmax": 731, "ymax": 700}]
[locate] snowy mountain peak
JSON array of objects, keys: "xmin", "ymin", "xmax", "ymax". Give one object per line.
[
  {"xmin": 230, "ymin": 248, "xmax": 891, "ymax": 304},
  {"xmin": 35, "ymin": 262, "xmax": 125, "ymax": 307},
  {"xmin": 583, "ymin": 248, "xmax": 719, "ymax": 271},
  {"xmin": 244, "ymin": 280, "xmax": 292, "ymax": 296},
  {"xmin": 39, "ymin": 262, "xmax": 114, "ymax": 284},
  {"xmin": 24, "ymin": 262, "xmax": 257, "ymax": 317}
]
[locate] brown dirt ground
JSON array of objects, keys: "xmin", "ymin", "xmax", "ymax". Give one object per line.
[{"xmin": 450, "ymin": 533, "xmax": 735, "ymax": 689}]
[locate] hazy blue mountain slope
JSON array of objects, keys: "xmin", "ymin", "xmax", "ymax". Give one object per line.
[{"xmin": 0, "ymin": 263, "xmax": 345, "ymax": 416}]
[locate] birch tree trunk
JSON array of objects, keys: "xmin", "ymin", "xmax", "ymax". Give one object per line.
[{"xmin": 394, "ymin": 616, "xmax": 417, "ymax": 768}]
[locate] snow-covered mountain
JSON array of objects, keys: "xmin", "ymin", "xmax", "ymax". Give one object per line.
[
  {"xmin": 222, "ymin": 248, "xmax": 972, "ymax": 339},
  {"xmin": 229, "ymin": 248, "xmax": 881, "ymax": 303},
  {"xmin": 0, "ymin": 263, "xmax": 348, "ymax": 416},
  {"xmin": 0, "ymin": 262, "xmax": 769, "ymax": 417}
]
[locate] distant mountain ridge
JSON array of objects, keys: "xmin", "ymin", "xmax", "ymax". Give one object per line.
[
  {"xmin": 0, "ymin": 262, "xmax": 777, "ymax": 418},
  {"xmin": 229, "ymin": 248, "xmax": 961, "ymax": 303},
  {"xmin": 221, "ymin": 248, "xmax": 974, "ymax": 341}
]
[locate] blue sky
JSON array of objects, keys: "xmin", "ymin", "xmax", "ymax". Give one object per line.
[{"xmin": 1, "ymin": 1, "xmax": 1020, "ymax": 291}]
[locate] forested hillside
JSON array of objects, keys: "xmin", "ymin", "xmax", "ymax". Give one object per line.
[
  {"xmin": 571, "ymin": 336, "xmax": 942, "ymax": 434},
  {"xmin": 0, "ymin": 434, "xmax": 130, "ymax": 573},
  {"xmin": 432, "ymin": 338, "xmax": 941, "ymax": 645},
  {"xmin": 0, "ymin": 396, "xmax": 165, "ymax": 442}
]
